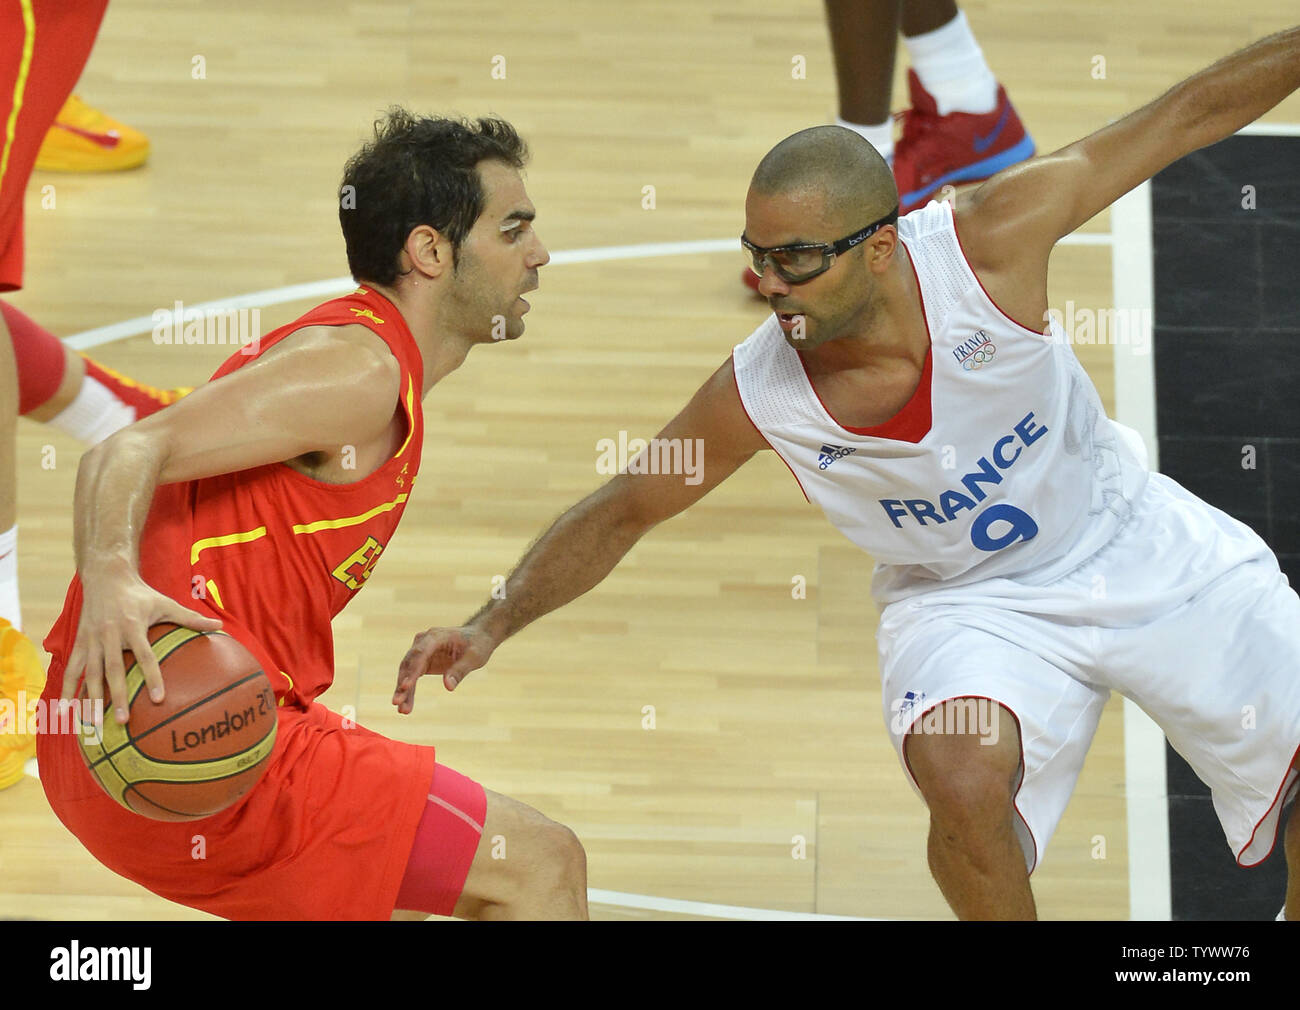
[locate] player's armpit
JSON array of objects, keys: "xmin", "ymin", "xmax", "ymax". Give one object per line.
[
  {"xmin": 135, "ymin": 324, "xmax": 402, "ymax": 485},
  {"xmin": 603, "ymin": 355, "xmax": 768, "ymax": 532}
]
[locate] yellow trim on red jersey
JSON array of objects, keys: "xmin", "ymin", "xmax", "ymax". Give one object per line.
[
  {"xmin": 277, "ymin": 670, "xmax": 293, "ymax": 707},
  {"xmin": 290, "ymin": 493, "xmax": 409, "ymax": 536},
  {"xmin": 0, "ymin": 1, "xmax": 36, "ymax": 190},
  {"xmin": 396, "ymin": 375, "xmax": 416, "ymax": 456},
  {"xmin": 190, "ymin": 526, "xmax": 268, "ymax": 565},
  {"xmin": 205, "ymin": 579, "xmax": 224, "ymax": 609}
]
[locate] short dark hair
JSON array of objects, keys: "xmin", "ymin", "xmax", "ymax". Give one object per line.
[
  {"xmin": 339, "ymin": 109, "xmax": 528, "ymax": 284},
  {"xmin": 751, "ymin": 125, "xmax": 897, "ymax": 230}
]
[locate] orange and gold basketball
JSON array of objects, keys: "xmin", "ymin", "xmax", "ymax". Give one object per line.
[{"xmin": 77, "ymin": 623, "xmax": 277, "ymax": 822}]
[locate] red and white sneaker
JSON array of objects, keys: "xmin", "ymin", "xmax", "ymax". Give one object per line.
[
  {"xmin": 893, "ymin": 68, "xmax": 1034, "ymax": 214},
  {"xmin": 80, "ymin": 355, "xmax": 192, "ymax": 419}
]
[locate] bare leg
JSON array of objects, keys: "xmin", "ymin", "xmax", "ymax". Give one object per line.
[
  {"xmin": 901, "ymin": 0, "xmax": 958, "ymax": 38},
  {"xmin": 905, "ymin": 699, "xmax": 1036, "ymax": 919},
  {"xmin": 395, "ymin": 788, "xmax": 587, "ymax": 921},
  {"xmin": 824, "ymin": 0, "xmax": 901, "ymax": 126}
]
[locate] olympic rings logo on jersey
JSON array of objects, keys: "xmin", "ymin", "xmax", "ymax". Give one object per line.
[{"xmin": 960, "ymin": 344, "xmax": 997, "ymax": 370}]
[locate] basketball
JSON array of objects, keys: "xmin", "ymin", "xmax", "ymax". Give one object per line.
[{"xmin": 77, "ymin": 623, "xmax": 278, "ymax": 822}]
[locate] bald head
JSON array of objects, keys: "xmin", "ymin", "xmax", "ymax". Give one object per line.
[{"xmin": 750, "ymin": 126, "xmax": 897, "ymax": 230}]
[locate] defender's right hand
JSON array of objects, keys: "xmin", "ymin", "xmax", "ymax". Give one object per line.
[{"xmin": 393, "ymin": 626, "xmax": 497, "ymax": 713}]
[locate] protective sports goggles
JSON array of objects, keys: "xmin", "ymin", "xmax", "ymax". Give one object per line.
[{"xmin": 741, "ymin": 205, "xmax": 899, "ymax": 284}]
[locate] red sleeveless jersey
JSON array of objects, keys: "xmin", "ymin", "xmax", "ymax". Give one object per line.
[
  {"xmin": 44, "ymin": 285, "xmax": 424, "ymax": 706},
  {"xmin": 38, "ymin": 287, "xmax": 440, "ymax": 920}
]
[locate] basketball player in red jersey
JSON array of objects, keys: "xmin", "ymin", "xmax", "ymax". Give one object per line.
[
  {"xmin": 39, "ymin": 111, "xmax": 587, "ymax": 920},
  {"xmin": 1, "ymin": 0, "xmax": 186, "ymax": 790},
  {"xmin": 397, "ymin": 31, "xmax": 1300, "ymax": 920}
]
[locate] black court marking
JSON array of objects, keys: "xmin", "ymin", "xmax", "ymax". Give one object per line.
[{"xmin": 1152, "ymin": 132, "xmax": 1299, "ymax": 920}]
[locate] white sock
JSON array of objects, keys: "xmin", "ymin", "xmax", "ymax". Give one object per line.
[
  {"xmin": 835, "ymin": 116, "xmax": 894, "ymax": 165},
  {"xmin": 1278, "ymin": 906, "xmax": 1288, "ymax": 921},
  {"xmin": 903, "ymin": 10, "xmax": 999, "ymax": 116},
  {"xmin": 0, "ymin": 526, "xmax": 20, "ymax": 632},
  {"xmin": 46, "ymin": 375, "xmax": 137, "ymax": 445}
]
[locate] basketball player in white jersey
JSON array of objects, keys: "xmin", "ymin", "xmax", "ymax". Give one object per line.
[{"xmin": 394, "ymin": 28, "xmax": 1300, "ymax": 919}]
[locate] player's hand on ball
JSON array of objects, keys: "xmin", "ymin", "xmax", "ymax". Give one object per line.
[
  {"xmin": 63, "ymin": 564, "xmax": 223, "ymax": 725},
  {"xmin": 393, "ymin": 626, "xmax": 496, "ymax": 712}
]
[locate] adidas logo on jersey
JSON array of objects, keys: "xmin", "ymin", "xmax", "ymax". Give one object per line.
[
  {"xmin": 818, "ymin": 444, "xmax": 856, "ymax": 470},
  {"xmin": 954, "ymin": 330, "xmax": 996, "ymax": 371}
]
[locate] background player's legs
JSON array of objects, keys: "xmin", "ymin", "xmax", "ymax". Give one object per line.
[
  {"xmin": 0, "ymin": 0, "xmax": 110, "ymax": 293},
  {"xmin": 825, "ymin": 1, "xmax": 971, "ymax": 152},
  {"xmin": 20, "ymin": 345, "xmax": 85, "ymax": 424},
  {"xmin": 747, "ymin": 0, "xmax": 1028, "ymax": 291},
  {"xmin": 902, "ymin": 0, "xmax": 959, "ymax": 37},
  {"xmin": 905, "ymin": 700, "xmax": 1036, "ymax": 919},
  {"xmin": 0, "ymin": 300, "xmax": 187, "ymax": 634},
  {"xmin": 2, "ymin": 301, "xmax": 188, "ymax": 441},
  {"xmin": 825, "ymin": 0, "xmax": 903, "ymax": 143},
  {"xmin": 447, "ymin": 789, "xmax": 587, "ymax": 920}
]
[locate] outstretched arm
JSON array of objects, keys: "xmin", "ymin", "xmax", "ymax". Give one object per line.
[
  {"xmin": 393, "ymin": 356, "xmax": 768, "ymax": 710},
  {"xmin": 961, "ymin": 26, "xmax": 1299, "ymax": 267}
]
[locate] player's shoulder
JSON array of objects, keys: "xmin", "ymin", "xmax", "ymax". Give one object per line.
[
  {"xmin": 951, "ymin": 156, "xmax": 1070, "ymax": 272},
  {"xmin": 898, "ymin": 197, "xmax": 956, "ymax": 241},
  {"xmin": 237, "ymin": 324, "xmax": 403, "ymax": 423},
  {"xmin": 257, "ymin": 323, "xmax": 399, "ymax": 380},
  {"xmin": 948, "ymin": 184, "xmax": 1016, "ymax": 276}
]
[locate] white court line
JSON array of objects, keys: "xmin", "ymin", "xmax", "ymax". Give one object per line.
[
  {"xmin": 587, "ymin": 888, "xmax": 879, "ymax": 921},
  {"xmin": 1111, "ymin": 180, "xmax": 1172, "ymax": 922},
  {"xmin": 1239, "ymin": 122, "xmax": 1300, "ymax": 136},
  {"xmin": 63, "ymin": 232, "xmax": 1109, "ymax": 351}
]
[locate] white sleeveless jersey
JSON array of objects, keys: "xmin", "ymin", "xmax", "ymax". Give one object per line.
[{"xmin": 733, "ymin": 199, "xmax": 1150, "ymax": 604}]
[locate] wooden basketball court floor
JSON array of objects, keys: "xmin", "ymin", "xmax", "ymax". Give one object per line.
[{"xmin": 2, "ymin": 1, "xmax": 1296, "ymax": 921}]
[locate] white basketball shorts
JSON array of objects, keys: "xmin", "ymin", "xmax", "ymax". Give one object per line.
[{"xmin": 876, "ymin": 471, "xmax": 1300, "ymax": 873}]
